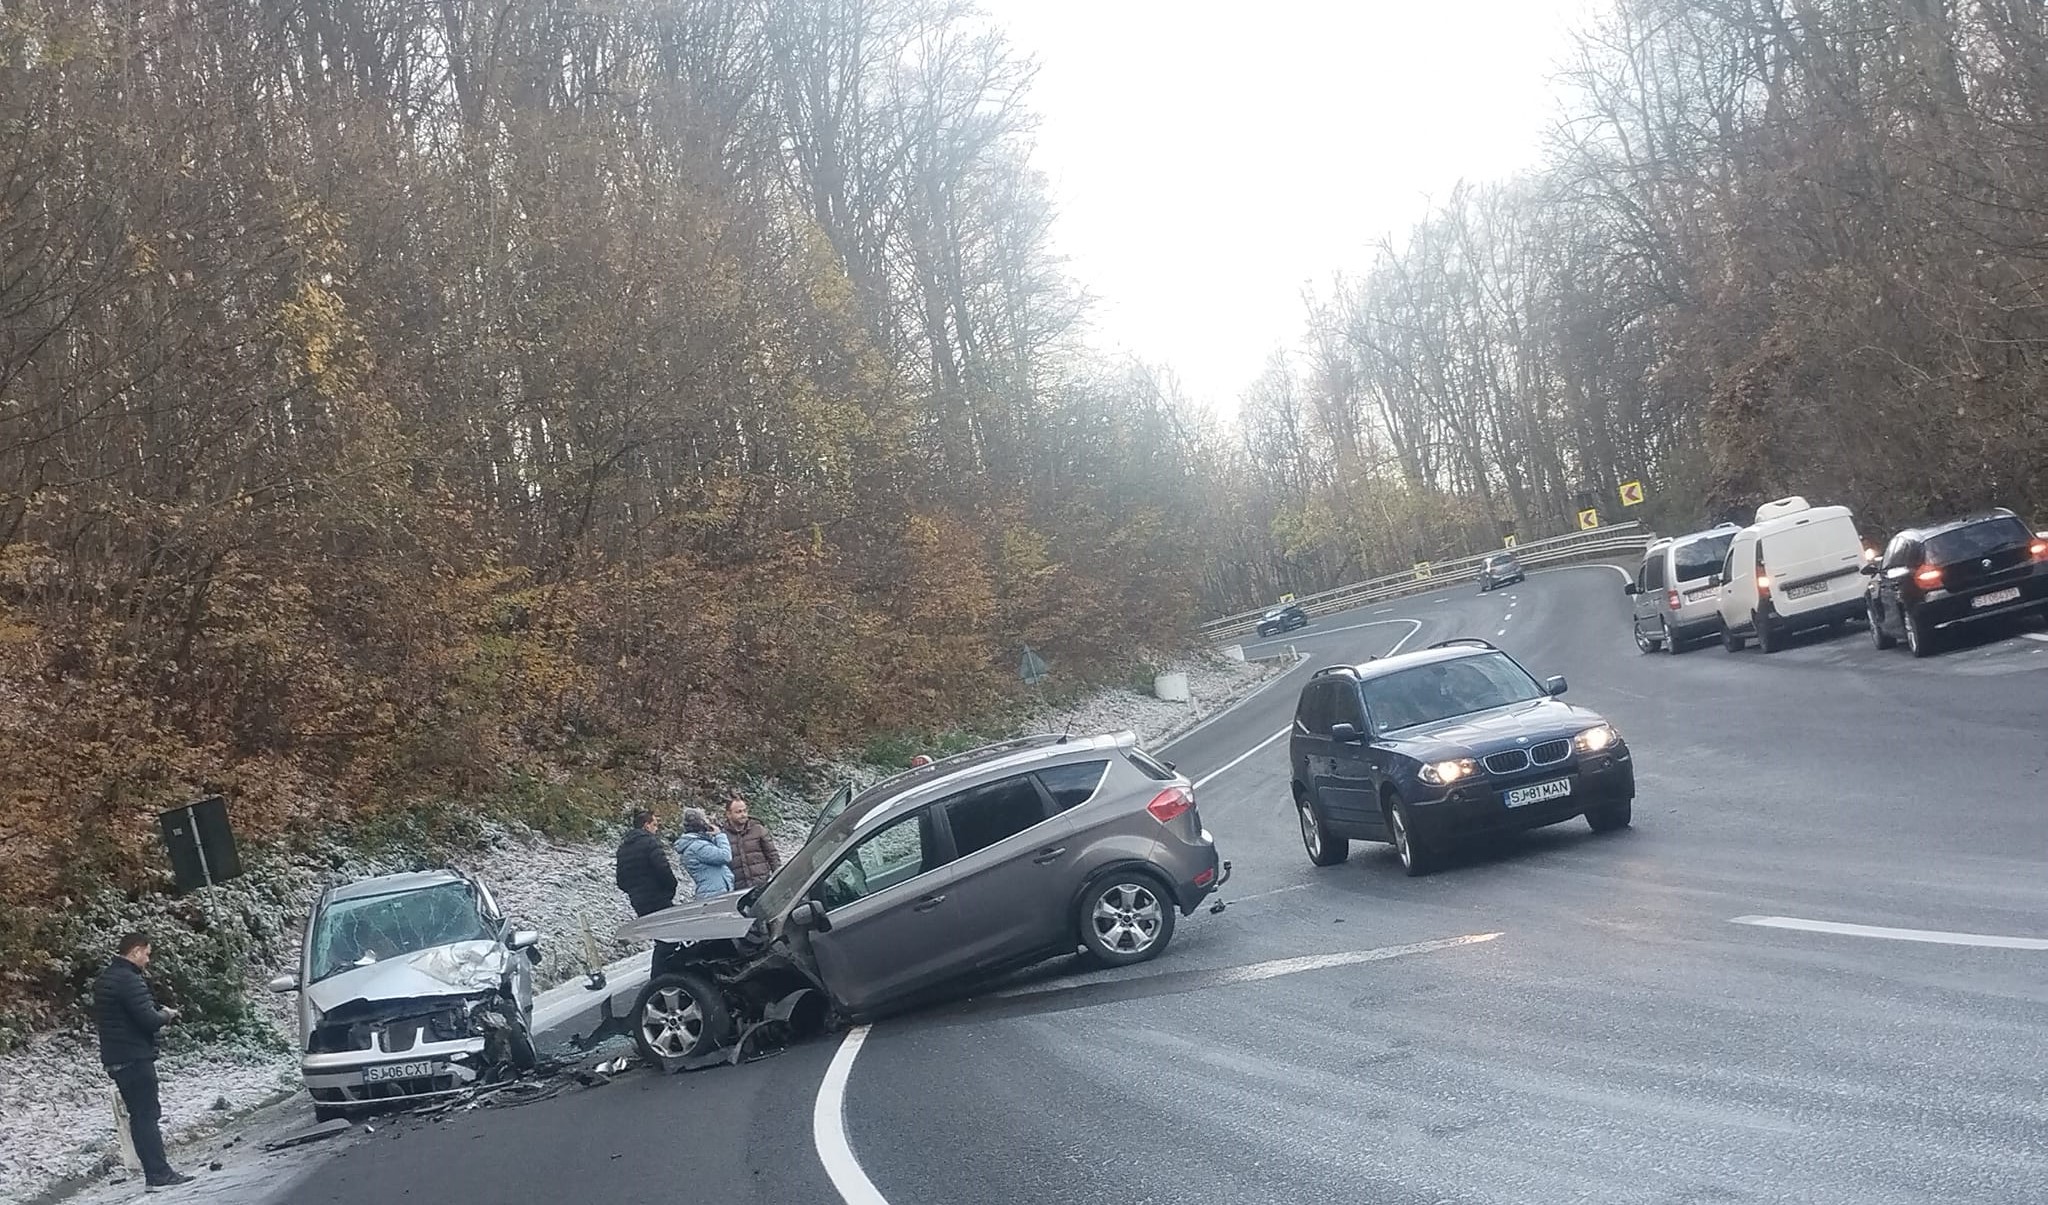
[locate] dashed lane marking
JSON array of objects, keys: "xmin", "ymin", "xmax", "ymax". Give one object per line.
[{"xmin": 1732, "ymin": 915, "xmax": 2048, "ymax": 950}]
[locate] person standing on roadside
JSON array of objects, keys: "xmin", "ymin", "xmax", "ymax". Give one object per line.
[
  {"xmin": 673, "ymin": 807, "xmax": 734, "ymax": 897},
  {"xmin": 94, "ymin": 933, "xmax": 192, "ymax": 1189},
  {"xmin": 723, "ymin": 796, "xmax": 782, "ymax": 891},
  {"xmin": 614, "ymin": 809, "xmax": 678, "ymax": 917}
]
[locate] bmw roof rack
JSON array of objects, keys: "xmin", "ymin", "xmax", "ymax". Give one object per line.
[{"xmin": 1427, "ymin": 637, "xmax": 1497, "ymax": 651}]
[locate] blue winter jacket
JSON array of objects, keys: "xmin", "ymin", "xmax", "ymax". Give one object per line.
[{"xmin": 674, "ymin": 830, "xmax": 735, "ymax": 896}]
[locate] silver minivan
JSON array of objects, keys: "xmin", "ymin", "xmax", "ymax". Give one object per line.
[{"xmin": 1626, "ymin": 524, "xmax": 1740, "ymax": 653}]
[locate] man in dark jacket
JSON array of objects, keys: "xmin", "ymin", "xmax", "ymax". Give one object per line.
[
  {"xmin": 723, "ymin": 796, "xmax": 783, "ymax": 890},
  {"xmin": 93, "ymin": 933, "xmax": 192, "ymax": 1188},
  {"xmin": 615, "ymin": 809, "xmax": 678, "ymax": 917}
]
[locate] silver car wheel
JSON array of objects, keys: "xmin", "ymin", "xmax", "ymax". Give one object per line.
[
  {"xmin": 640, "ymin": 986, "xmax": 704, "ymax": 1058},
  {"xmin": 1298, "ymin": 801, "xmax": 1322, "ymax": 859},
  {"xmin": 1091, "ymin": 883, "xmax": 1164, "ymax": 954},
  {"xmin": 1390, "ymin": 807, "xmax": 1413, "ymax": 868}
]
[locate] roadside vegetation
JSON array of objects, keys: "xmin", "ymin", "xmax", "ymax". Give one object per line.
[{"xmin": 1207, "ymin": 0, "xmax": 2048, "ymax": 604}]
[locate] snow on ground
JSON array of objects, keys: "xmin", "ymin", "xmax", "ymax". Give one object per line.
[{"xmin": 0, "ymin": 651, "xmax": 1287, "ymax": 1205}]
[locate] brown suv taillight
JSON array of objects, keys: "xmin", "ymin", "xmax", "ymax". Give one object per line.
[
  {"xmin": 1915, "ymin": 565, "xmax": 1943, "ymax": 587},
  {"xmin": 1146, "ymin": 787, "xmax": 1193, "ymax": 824},
  {"xmin": 2031, "ymin": 539, "xmax": 2048, "ymax": 561}
]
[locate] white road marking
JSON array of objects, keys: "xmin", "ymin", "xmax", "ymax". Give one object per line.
[
  {"xmin": 1732, "ymin": 915, "xmax": 2048, "ymax": 950},
  {"xmin": 1193, "ymin": 728, "xmax": 1290, "ymax": 789},
  {"xmin": 2024, "ymin": 632, "xmax": 2048, "ymax": 644},
  {"xmin": 1241, "ymin": 616, "xmax": 1420, "ymax": 650},
  {"xmin": 815, "ymin": 1025, "xmax": 890, "ymax": 1205},
  {"xmin": 1204, "ymin": 933, "xmax": 1503, "ymax": 985},
  {"xmin": 1494, "ymin": 629, "xmax": 1507, "ymax": 637},
  {"xmin": 1230, "ymin": 882, "xmax": 1318, "ymax": 904},
  {"xmin": 991, "ymin": 931, "xmax": 1504, "ymax": 1003}
]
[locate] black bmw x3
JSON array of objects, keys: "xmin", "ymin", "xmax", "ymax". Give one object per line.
[{"xmin": 1288, "ymin": 639, "xmax": 1635, "ymax": 875}]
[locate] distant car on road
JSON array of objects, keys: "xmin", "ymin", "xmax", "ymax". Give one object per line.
[
  {"xmin": 1863, "ymin": 510, "xmax": 2048, "ymax": 657},
  {"xmin": 1256, "ymin": 603, "xmax": 1310, "ymax": 638},
  {"xmin": 1626, "ymin": 523, "xmax": 1739, "ymax": 653},
  {"xmin": 270, "ymin": 871, "xmax": 542, "ymax": 1120},
  {"xmin": 1477, "ymin": 551, "xmax": 1525, "ymax": 592},
  {"xmin": 618, "ymin": 732, "xmax": 1226, "ymax": 1067},
  {"xmin": 1287, "ymin": 639, "xmax": 1634, "ymax": 876},
  {"xmin": 1715, "ymin": 496, "xmax": 1868, "ymax": 653}
]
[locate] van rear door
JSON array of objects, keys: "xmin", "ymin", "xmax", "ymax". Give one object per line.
[{"xmin": 1763, "ymin": 513, "xmax": 1863, "ymax": 610}]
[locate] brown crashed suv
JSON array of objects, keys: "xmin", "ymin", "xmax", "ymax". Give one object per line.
[{"xmin": 613, "ymin": 732, "xmax": 1228, "ymax": 1067}]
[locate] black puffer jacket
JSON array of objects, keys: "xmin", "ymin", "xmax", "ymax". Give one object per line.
[
  {"xmin": 615, "ymin": 827, "xmax": 678, "ymax": 916},
  {"xmin": 93, "ymin": 957, "xmax": 167, "ymax": 1068}
]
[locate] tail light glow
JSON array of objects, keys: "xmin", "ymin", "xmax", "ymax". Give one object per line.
[
  {"xmin": 1666, "ymin": 589, "xmax": 1681, "ymax": 610},
  {"xmin": 1145, "ymin": 788, "xmax": 1193, "ymax": 824},
  {"xmin": 1914, "ymin": 566, "xmax": 1943, "ymax": 587},
  {"xmin": 2031, "ymin": 540, "xmax": 2047, "ymax": 561},
  {"xmin": 1755, "ymin": 574, "xmax": 1771, "ymax": 593}
]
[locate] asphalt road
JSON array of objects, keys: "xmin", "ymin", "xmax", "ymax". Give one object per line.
[{"xmin": 269, "ymin": 566, "xmax": 2048, "ymax": 1205}]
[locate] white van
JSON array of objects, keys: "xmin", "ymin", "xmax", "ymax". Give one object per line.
[{"xmin": 1715, "ymin": 496, "xmax": 1869, "ymax": 653}]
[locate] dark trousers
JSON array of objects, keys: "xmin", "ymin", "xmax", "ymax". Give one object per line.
[{"xmin": 108, "ymin": 1060, "xmax": 173, "ymax": 1180}]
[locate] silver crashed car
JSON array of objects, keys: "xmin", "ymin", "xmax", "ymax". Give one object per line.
[{"xmin": 268, "ymin": 870, "xmax": 542, "ymax": 1118}]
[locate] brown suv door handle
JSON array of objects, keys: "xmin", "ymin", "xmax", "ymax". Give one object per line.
[
  {"xmin": 912, "ymin": 894, "xmax": 945, "ymax": 912},
  {"xmin": 1032, "ymin": 847, "xmax": 1067, "ymax": 864}
]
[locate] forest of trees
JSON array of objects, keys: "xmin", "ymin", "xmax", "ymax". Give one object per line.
[
  {"xmin": 0, "ymin": 0, "xmax": 1228, "ymax": 1022},
  {"xmin": 6, "ymin": 0, "xmax": 2048, "ymax": 1023},
  {"xmin": 1216, "ymin": 0, "xmax": 2048, "ymax": 604}
]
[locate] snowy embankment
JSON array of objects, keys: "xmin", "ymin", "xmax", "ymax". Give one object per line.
[{"xmin": 0, "ymin": 651, "xmax": 1285, "ymax": 1205}]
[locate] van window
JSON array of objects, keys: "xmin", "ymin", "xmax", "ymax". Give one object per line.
[
  {"xmin": 1641, "ymin": 554, "xmax": 1666, "ymax": 590},
  {"xmin": 1673, "ymin": 533, "xmax": 1734, "ymax": 582}
]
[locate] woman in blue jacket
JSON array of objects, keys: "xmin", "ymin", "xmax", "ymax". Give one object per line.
[{"xmin": 674, "ymin": 807, "xmax": 734, "ymax": 896}]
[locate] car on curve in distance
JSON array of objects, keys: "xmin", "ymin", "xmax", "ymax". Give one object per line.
[
  {"xmin": 615, "ymin": 732, "xmax": 1228, "ymax": 1067},
  {"xmin": 1864, "ymin": 510, "xmax": 2048, "ymax": 656},
  {"xmin": 1626, "ymin": 523, "xmax": 1739, "ymax": 653},
  {"xmin": 1288, "ymin": 639, "xmax": 1635, "ymax": 876},
  {"xmin": 1257, "ymin": 602, "xmax": 1310, "ymax": 638},
  {"xmin": 1715, "ymin": 496, "xmax": 1867, "ymax": 653},
  {"xmin": 1477, "ymin": 550, "xmax": 1525, "ymax": 592}
]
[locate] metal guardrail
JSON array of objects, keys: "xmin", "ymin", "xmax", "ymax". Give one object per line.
[{"xmin": 1204, "ymin": 522, "xmax": 1657, "ymax": 643}]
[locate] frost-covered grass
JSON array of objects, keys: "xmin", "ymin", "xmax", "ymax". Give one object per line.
[{"xmin": 0, "ymin": 651, "xmax": 1282, "ymax": 1204}]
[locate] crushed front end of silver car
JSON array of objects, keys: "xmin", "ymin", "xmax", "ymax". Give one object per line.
[
  {"xmin": 275, "ymin": 871, "xmax": 542, "ymax": 1117},
  {"xmin": 299, "ymin": 942, "xmax": 538, "ymax": 1112}
]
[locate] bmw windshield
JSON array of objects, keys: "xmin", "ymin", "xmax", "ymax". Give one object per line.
[{"xmin": 1361, "ymin": 653, "xmax": 1548, "ymax": 733}]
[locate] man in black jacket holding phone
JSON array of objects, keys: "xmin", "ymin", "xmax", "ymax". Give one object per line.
[{"xmin": 93, "ymin": 933, "xmax": 193, "ymax": 1189}]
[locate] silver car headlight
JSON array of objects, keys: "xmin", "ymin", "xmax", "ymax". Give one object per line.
[
  {"xmin": 1419, "ymin": 758, "xmax": 1477, "ymax": 786},
  {"xmin": 1575, "ymin": 724, "xmax": 1619, "ymax": 754}
]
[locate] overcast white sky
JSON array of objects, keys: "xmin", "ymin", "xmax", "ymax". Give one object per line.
[{"xmin": 979, "ymin": 0, "xmax": 1597, "ymax": 417}]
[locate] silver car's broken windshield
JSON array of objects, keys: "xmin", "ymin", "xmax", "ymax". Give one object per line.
[{"xmin": 310, "ymin": 883, "xmax": 494, "ymax": 983}]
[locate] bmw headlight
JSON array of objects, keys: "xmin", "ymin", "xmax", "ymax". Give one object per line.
[
  {"xmin": 1575, "ymin": 724, "xmax": 1619, "ymax": 754},
  {"xmin": 1419, "ymin": 758, "xmax": 1477, "ymax": 786}
]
